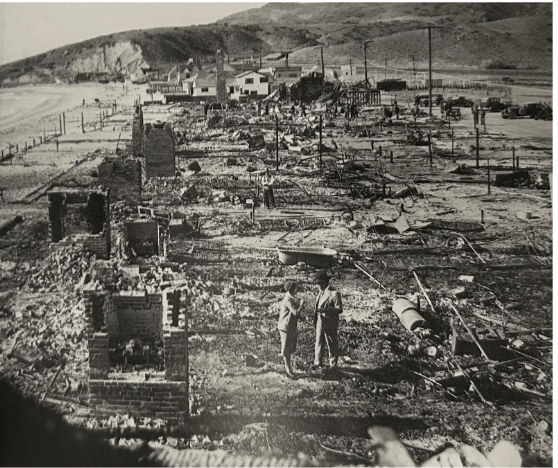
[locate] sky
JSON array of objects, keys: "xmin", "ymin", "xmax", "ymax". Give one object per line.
[{"xmin": 0, "ymin": 2, "xmax": 266, "ymax": 65}]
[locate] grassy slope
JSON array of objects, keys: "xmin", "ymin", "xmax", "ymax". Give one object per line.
[{"xmin": 0, "ymin": 3, "xmax": 552, "ymax": 81}]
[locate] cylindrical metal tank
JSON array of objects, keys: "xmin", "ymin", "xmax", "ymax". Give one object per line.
[{"xmin": 392, "ymin": 297, "xmax": 429, "ymax": 332}]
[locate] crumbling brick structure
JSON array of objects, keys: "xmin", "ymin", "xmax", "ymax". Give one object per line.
[
  {"xmin": 216, "ymin": 49, "xmax": 226, "ymax": 104},
  {"xmin": 143, "ymin": 121, "xmax": 176, "ymax": 178},
  {"xmin": 132, "ymin": 106, "xmax": 144, "ymax": 156},
  {"xmin": 83, "ymin": 283, "xmax": 188, "ymax": 425},
  {"xmin": 47, "ymin": 188, "xmax": 111, "ymax": 260},
  {"xmin": 123, "ymin": 219, "xmax": 163, "ymax": 257},
  {"xmin": 98, "ymin": 157, "xmax": 144, "ymax": 204}
]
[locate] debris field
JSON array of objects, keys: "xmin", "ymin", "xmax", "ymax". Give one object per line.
[{"xmin": 0, "ymin": 83, "xmax": 552, "ymax": 466}]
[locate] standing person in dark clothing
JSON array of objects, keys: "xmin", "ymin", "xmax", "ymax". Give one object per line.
[
  {"xmin": 278, "ymin": 281, "xmax": 305, "ymax": 378},
  {"xmin": 261, "ymin": 168, "xmax": 276, "ymax": 209},
  {"xmin": 473, "ymin": 103, "xmax": 480, "ymax": 127},
  {"xmin": 311, "ymin": 271, "xmax": 343, "ymax": 372},
  {"xmin": 300, "ymin": 103, "xmax": 306, "ymax": 117}
]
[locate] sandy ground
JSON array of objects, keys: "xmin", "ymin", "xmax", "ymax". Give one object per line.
[
  {"xmin": 0, "ymin": 83, "xmax": 150, "ymax": 205},
  {"xmin": 0, "ymin": 82, "xmax": 145, "ymax": 152}
]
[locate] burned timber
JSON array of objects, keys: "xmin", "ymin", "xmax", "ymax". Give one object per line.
[{"xmin": 0, "ymin": 51, "xmax": 552, "ymax": 466}]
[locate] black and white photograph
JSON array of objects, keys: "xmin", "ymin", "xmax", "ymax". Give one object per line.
[{"xmin": 0, "ymin": 2, "xmax": 552, "ymax": 466}]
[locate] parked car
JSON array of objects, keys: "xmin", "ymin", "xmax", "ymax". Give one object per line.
[
  {"xmin": 414, "ymin": 94, "xmax": 444, "ymax": 107},
  {"xmin": 480, "ymin": 97, "xmax": 509, "ymax": 112},
  {"xmin": 447, "ymin": 96, "xmax": 474, "ymax": 107},
  {"xmin": 536, "ymin": 103, "xmax": 552, "ymax": 121},
  {"xmin": 501, "ymin": 103, "xmax": 543, "ymax": 119}
]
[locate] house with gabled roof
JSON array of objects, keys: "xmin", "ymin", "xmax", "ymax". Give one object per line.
[
  {"xmin": 227, "ymin": 70, "xmax": 270, "ymax": 101},
  {"xmin": 182, "ymin": 70, "xmax": 216, "ymax": 97}
]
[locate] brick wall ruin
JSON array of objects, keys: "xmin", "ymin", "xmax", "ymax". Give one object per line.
[
  {"xmin": 98, "ymin": 157, "xmax": 144, "ymax": 204},
  {"xmin": 123, "ymin": 219, "xmax": 161, "ymax": 257},
  {"xmin": 143, "ymin": 122, "xmax": 176, "ymax": 178},
  {"xmin": 132, "ymin": 106, "xmax": 144, "ymax": 156},
  {"xmin": 88, "ymin": 379, "xmax": 187, "ymax": 426},
  {"xmin": 82, "ymin": 283, "xmax": 188, "ymax": 425},
  {"xmin": 48, "ymin": 189, "xmax": 111, "ymax": 260}
]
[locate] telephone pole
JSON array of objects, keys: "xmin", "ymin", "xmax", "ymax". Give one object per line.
[
  {"xmin": 428, "ymin": 25, "xmax": 432, "ymax": 117},
  {"xmin": 363, "ymin": 39, "xmax": 372, "ymax": 87},
  {"xmin": 384, "ymin": 56, "xmax": 387, "ymax": 79}
]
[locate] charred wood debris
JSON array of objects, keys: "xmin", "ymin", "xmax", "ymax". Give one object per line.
[{"xmin": 0, "ymin": 81, "xmax": 552, "ymax": 466}]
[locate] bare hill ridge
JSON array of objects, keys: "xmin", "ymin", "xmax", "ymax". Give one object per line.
[{"xmin": 0, "ymin": 3, "xmax": 552, "ymax": 83}]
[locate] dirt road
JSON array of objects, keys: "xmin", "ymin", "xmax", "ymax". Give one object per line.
[{"xmin": 483, "ymin": 112, "xmax": 553, "ymax": 146}]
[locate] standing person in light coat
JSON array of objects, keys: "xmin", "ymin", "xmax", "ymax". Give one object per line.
[
  {"xmin": 278, "ymin": 281, "xmax": 305, "ymax": 379},
  {"xmin": 311, "ymin": 271, "xmax": 343, "ymax": 372}
]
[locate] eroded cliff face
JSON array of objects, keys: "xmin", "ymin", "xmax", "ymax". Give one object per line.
[{"xmin": 68, "ymin": 41, "xmax": 144, "ymax": 73}]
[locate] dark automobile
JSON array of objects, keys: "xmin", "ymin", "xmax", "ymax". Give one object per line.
[
  {"xmin": 501, "ymin": 103, "xmax": 543, "ymax": 119},
  {"xmin": 414, "ymin": 94, "xmax": 444, "ymax": 107},
  {"xmin": 447, "ymin": 96, "xmax": 474, "ymax": 108},
  {"xmin": 480, "ymin": 97, "xmax": 509, "ymax": 112}
]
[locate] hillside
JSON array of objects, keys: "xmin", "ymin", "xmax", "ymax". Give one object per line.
[
  {"xmin": 0, "ymin": 3, "xmax": 552, "ymax": 84},
  {"xmin": 218, "ymin": 2, "xmax": 552, "ymax": 25}
]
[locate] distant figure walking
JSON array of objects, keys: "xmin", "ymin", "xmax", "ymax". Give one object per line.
[
  {"xmin": 300, "ymin": 103, "xmax": 306, "ymax": 117},
  {"xmin": 82, "ymin": 99, "xmax": 85, "ymax": 107}
]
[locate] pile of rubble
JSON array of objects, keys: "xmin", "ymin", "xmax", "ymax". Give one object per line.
[
  {"xmin": 0, "ymin": 291, "xmax": 89, "ymax": 400},
  {"xmin": 24, "ymin": 245, "xmax": 92, "ymax": 292}
]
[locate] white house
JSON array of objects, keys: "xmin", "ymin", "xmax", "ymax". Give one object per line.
[
  {"xmin": 228, "ymin": 70, "xmax": 270, "ymax": 100},
  {"xmin": 269, "ymin": 66, "xmax": 302, "ymax": 92},
  {"xmin": 182, "ymin": 72, "xmax": 217, "ymax": 97}
]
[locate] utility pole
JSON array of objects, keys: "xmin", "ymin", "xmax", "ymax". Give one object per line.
[
  {"xmin": 319, "ymin": 115, "xmax": 323, "ymax": 169},
  {"xmin": 349, "ymin": 58, "xmax": 352, "ymax": 76},
  {"xmin": 428, "ymin": 25, "xmax": 432, "ymax": 117},
  {"xmin": 363, "ymin": 39, "xmax": 371, "ymax": 87},
  {"xmin": 275, "ymin": 115, "xmax": 279, "ymax": 170},
  {"xmin": 320, "ymin": 47, "xmax": 325, "ymax": 79},
  {"xmin": 384, "ymin": 56, "xmax": 387, "ymax": 80}
]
